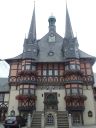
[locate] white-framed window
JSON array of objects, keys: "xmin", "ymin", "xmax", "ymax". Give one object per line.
[{"xmin": 48, "ymin": 70, "xmax": 53, "ymax": 76}]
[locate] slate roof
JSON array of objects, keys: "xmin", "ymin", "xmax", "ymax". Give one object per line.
[
  {"xmin": 4, "ymin": 6, "xmax": 96, "ymax": 64},
  {"xmin": 0, "ymin": 78, "xmax": 9, "ymax": 92},
  {"xmin": 5, "ymin": 37, "xmax": 96, "ymax": 63}
]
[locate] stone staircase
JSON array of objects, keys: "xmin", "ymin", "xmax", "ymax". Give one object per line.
[
  {"xmin": 31, "ymin": 111, "xmax": 42, "ymax": 128},
  {"xmin": 57, "ymin": 111, "xmax": 69, "ymax": 128}
]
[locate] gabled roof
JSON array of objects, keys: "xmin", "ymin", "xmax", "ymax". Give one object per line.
[{"xmin": 0, "ymin": 78, "xmax": 9, "ymax": 92}]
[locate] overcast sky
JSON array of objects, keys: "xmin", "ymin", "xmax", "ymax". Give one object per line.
[{"xmin": 0, "ymin": 0, "xmax": 96, "ymax": 77}]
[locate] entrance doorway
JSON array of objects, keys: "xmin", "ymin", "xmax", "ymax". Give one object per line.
[{"xmin": 44, "ymin": 93, "xmax": 58, "ymax": 111}]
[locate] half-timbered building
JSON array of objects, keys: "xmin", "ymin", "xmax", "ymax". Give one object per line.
[{"xmin": 1, "ymin": 4, "xmax": 96, "ymax": 127}]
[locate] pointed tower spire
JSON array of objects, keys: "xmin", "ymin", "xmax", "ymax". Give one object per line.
[
  {"xmin": 65, "ymin": 3, "xmax": 74, "ymax": 38},
  {"xmin": 28, "ymin": 2, "xmax": 36, "ymax": 42}
]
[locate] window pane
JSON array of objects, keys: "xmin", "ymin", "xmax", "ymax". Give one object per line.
[
  {"xmin": 20, "ymin": 89, "xmax": 22, "ymax": 94},
  {"xmin": 72, "ymin": 88, "xmax": 78, "ymax": 94},
  {"xmin": 32, "ymin": 65, "xmax": 36, "ymax": 71},
  {"xmin": 48, "ymin": 70, "xmax": 52, "ymax": 76},
  {"xmin": 26, "ymin": 65, "xmax": 30, "ymax": 70},
  {"xmin": 54, "ymin": 70, "xmax": 58, "ymax": 76},
  {"xmin": 66, "ymin": 89, "xmax": 70, "ymax": 95},
  {"xmin": 70, "ymin": 64, "xmax": 76, "ymax": 70},
  {"xmin": 43, "ymin": 70, "xmax": 47, "ymax": 76},
  {"xmin": 30, "ymin": 89, "xmax": 34, "ymax": 95},
  {"xmin": 23, "ymin": 89, "xmax": 28, "ymax": 95}
]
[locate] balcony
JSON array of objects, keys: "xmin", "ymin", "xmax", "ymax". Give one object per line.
[
  {"xmin": 64, "ymin": 79, "xmax": 83, "ymax": 84},
  {"xmin": 64, "ymin": 70, "xmax": 83, "ymax": 76},
  {"xmin": 65, "ymin": 95, "xmax": 87, "ymax": 101},
  {"xmin": 16, "ymin": 94, "xmax": 37, "ymax": 101},
  {"xmin": 17, "ymin": 70, "xmax": 37, "ymax": 76},
  {"xmin": 17, "ymin": 79, "xmax": 37, "ymax": 85},
  {"xmin": 18, "ymin": 106, "xmax": 35, "ymax": 111},
  {"xmin": 66, "ymin": 105, "xmax": 85, "ymax": 111}
]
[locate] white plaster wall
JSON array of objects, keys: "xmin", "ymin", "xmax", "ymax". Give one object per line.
[
  {"xmin": 36, "ymin": 89, "xmax": 66, "ymax": 111},
  {"xmin": 57, "ymin": 90, "xmax": 66, "ymax": 111},
  {"xmin": 83, "ymin": 86, "xmax": 96, "ymax": 125},
  {"xmin": 8, "ymin": 86, "xmax": 19, "ymax": 116}
]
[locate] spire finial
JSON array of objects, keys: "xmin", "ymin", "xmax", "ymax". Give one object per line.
[
  {"xmin": 34, "ymin": 1, "xmax": 35, "ymax": 8},
  {"xmin": 65, "ymin": 3, "xmax": 74, "ymax": 38},
  {"xmin": 28, "ymin": 1, "xmax": 36, "ymax": 42}
]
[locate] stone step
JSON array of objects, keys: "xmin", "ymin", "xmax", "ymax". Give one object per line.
[
  {"xmin": 57, "ymin": 111, "xmax": 69, "ymax": 128},
  {"xmin": 31, "ymin": 111, "xmax": 42, "ymax": 128}
]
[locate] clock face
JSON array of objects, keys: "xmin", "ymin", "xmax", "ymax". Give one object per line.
[{"xmin": 48, "ymin": 35, "xmax": 55, "ymax": 42}]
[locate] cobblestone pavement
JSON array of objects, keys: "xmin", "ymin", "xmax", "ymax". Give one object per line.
[
  {"xmin": 73, "ymin": 125, "xmax": 96, "ymax": 128},
  {"xmin": 1, "ymin": 123, "xmax": 96, "ymax": 128}
]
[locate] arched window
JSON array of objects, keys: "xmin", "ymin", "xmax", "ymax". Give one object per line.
[{"xmin": 46, "ymin": 113, "xmax": 54, "ymax": 125}]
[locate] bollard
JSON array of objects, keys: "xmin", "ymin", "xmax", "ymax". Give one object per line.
[
  {"xmin": 69, "ymin": 114, "xmax": 72, "ymax": 128},
  {"xmin": 54, "ymin": 113, "xmax": 57, "ymax": 128},
  {"xmin": 27, "ymin": 113, "xmax": 32, "ymax": 128},
  {"xmin": 41, "ymin": 113, "xmax": 44, "ymax": 128}
]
